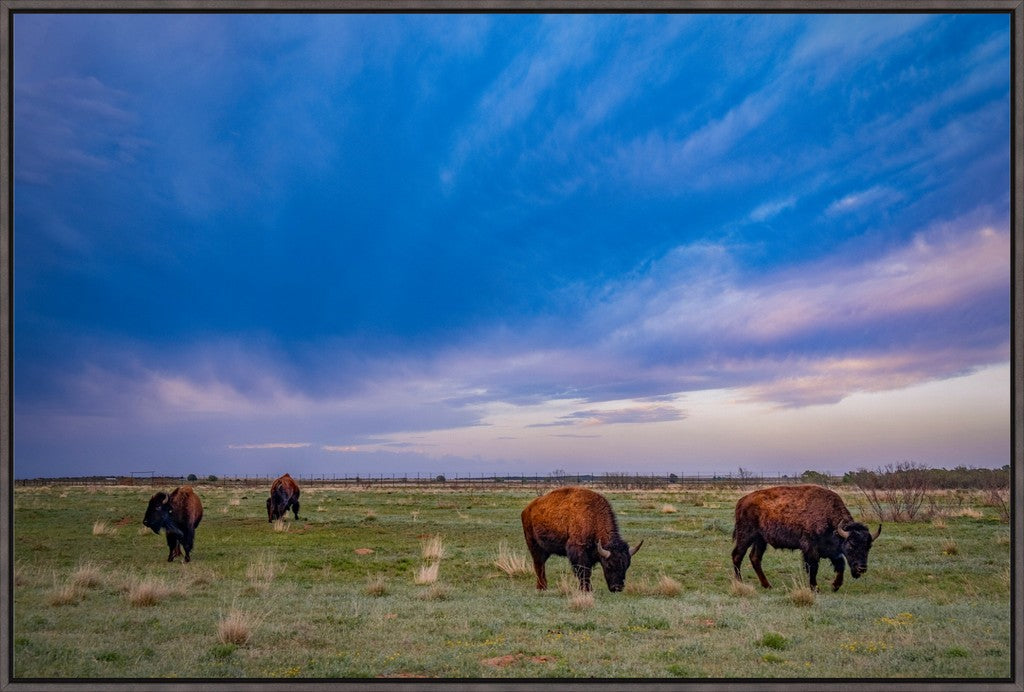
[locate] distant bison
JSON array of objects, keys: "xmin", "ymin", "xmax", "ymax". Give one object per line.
[
  {"xmin": 267, "ymin": 473, "xmax": 300, "ymax": 522},
  {"xmin": 521, "ymin": 486, "xmax": 643, "ymax": 592},
  {"xmin": 731, "ymin": 484, "xmax": 881, "ymax": 592},
  {"xmin": 143, "ymin": 486, "xmax": 203, "ymax": 563}
]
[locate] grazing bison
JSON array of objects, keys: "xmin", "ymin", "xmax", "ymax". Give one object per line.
[
  {"xmin": 521, "ymin": 486, "xmax": 643, "ymax": 592},
  {"xmin": 731, "ymin": 484, "xmax": 881, "ymax": 592},
  {"xmin": 143, "ymin": 486, "xmax": 203, "ymax": 563},
  {"xmin": 266, "ymin": 473, "xmax": 301, "ymax": 522}
]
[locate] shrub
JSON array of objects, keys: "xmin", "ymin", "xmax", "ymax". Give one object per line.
[
  {"xmin": 758, "ymin": 632, "xmax": 789, "ymax": 650},
  {"xmin": 848, "ymin": 462, "xmax": 931, "ymax": 521}
]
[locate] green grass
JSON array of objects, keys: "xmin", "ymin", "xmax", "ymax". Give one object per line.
[{"xmin": 12, "ymin": 483, "xmax": 1012, "ymax": 679}]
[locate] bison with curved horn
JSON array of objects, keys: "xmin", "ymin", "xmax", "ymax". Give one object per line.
[
  {"xmin": 142, "ymin": 486, "xmax": 203, "ymax": 563},
  {"xmin": 521, "ymin": 486, "xmax": 643, "ymax": 592},
  {"xmin": 267, "ymin": 473, "xmax": 301, "ymax": 522},
  {"xmin": 731, "ymin": 484, "xmax": 881, "ymax": 592}
]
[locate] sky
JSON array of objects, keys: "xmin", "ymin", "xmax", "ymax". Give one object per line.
[{"xmin": 11, "ymin": 13, "xmax": 1012, "ymax": 479}]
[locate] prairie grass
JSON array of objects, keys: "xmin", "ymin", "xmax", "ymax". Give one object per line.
[
  {"xmin": 70, "ymin": 562, "xmax": 104, "ymax": 590},
  {"xmin": 91, "ymin": 520, "xmax": 117, "ymax": 536},
  {"xmin": 10, "ymin": 483, "xmax": 1014, "ymax": 679},
  {"xmin": 245, "ymin": 553, "xmax": 280, "ymax": 590},
  {"xmin": 788, "ymin": 579, "xmax": 816, "ymax": 607},
  {"xmin": 417, "ymin": 583, "xmax": 450, "ymax": 601},
  {"xmin": 414, "ymin": 561, "xmax": 440, "ymax": 585},
  {"xmin": 217, "ymin": 608, "xmax": 255, "ymax": 646},
  {"xmin": 364, "ymin": 575, "xmax": 389, "ymax": 597},
  {"xmin": 421, "ymin": 535, "xmax": 445, "ymax": 561},
  {"xmin": 655, "ymin": 574, "xmax": 682, "ymax": 596},
  {"xmin": 941, "ymin": 539, "xmax": 959, "ymax": 556},
  {"xmin": 494, "ymin": 541, "xmax": 531, "ymax": 577},
  {"xmin": 125, "ymin": 575, "xmax": 181, "ymax": 607},
  {"xmin": 272, "ymin": 519, "xmax": 289, "ymax": 532},
  {"xmin": 47, "ymin": 582, "xmax": 83, "ymax": 607},
  {"xmin": 660, "ymin": 504, "xmax": 678, "ymax": 514},
  {"xmin": 729, "ymin": 579, "xmax": 757, "ymax": 598}
]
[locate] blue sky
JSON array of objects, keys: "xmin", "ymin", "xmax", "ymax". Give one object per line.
[{"xmin": 12, "ymin": 13, "xmax": 1011, "ymax": 478}]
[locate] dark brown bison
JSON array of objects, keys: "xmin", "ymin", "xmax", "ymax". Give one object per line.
[
  {"xmin": 266, "ymin": 473, "xmax": 300, "ymax": 522},
  {"xmin": 731, "ymin": 484, "xmax": 881, "ymax": 592},
  {"xmin": 521, "ymin": 486, "xmax": 643, "ymax": 592},
  {"xmin": 143, "ymin": 486, "xmax": 203, "ymax": 563}
]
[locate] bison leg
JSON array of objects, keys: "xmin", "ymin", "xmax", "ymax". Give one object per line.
[
  {"xmin": 566, "ymin": 545, "xmax": 593, "ymax": 591},
  {"xmin": 748, "ymin": 538, "xmax": 771, "ymax": 589},
  {"xmin": 830, "ymin": 556, "xmax": 845, "ymax": 591},
  {"xmin": 182, "ymin": 528, "xmax": 195, "ymax": 563},
  {"xmin": 291, "ymin": 499, "xmax": 300, "ymax": 521},
  {"xmin": 731, "ymin": 536, "xmax": 753, "ymax": 581},
  {"xmin": 165, "ymin": 533, "xmax": 180, "ymax": 562},
  {"xmin": 803, "ymin": 554, "xmax": 820, "ymax": 591},
  {"xmin": 524, "ymin": 539, "xmax": 549, "ymax": 590}
]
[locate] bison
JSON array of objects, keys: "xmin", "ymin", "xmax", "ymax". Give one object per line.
[
  {"xmin": 143, "ymin": 486, "xmax": 203, "ymax": 563},
  {"xmin": 521, "ymin": 486, "xmax": 643, "ymax": 593},
  {"xmin": 266, "ymin": 473, "xmax": 301, "ymax": 522},
  {"xmin": 731, "ymin": 484, "xmax": 881, "ymax": 592}
]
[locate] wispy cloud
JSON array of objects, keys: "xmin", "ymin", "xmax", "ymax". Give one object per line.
[{"xmin": 228, "ymin": 442, "xmax": 311, "ymax": 450}]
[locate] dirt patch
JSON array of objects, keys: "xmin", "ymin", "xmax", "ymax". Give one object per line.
[
  {"xmin": 114, "ymin": 516, "xmax": 135, "ymax": 526},
  {"xmin": 354, "ymin": 548, "xmax": 375, "ymax": 555},
  {"xmin": 530, "ymin": 655, "xmax": 556, "ymax": 664}
]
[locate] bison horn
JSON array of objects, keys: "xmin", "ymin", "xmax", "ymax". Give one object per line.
[
  {"xmin": 629, "ymin": 539, "xmax": 644, "ymax": 557},
  {"xmin": 872, "ymin": 524, "xmax": 882, "ymax": 541},
  {"xmin": 596, "ymin": 542, "xmax": 611, "ymax": 559},
  {"xmin": 836, "ymin": 525, "xmax": 850, "ymax": 539}
]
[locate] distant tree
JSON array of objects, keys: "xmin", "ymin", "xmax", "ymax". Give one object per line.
[
  {"xmin": 550, "ymin": 468, "xmax": 568, "ymax": 478},
  {"xmin": 800, "ymin": 470, "xmax": 830, "ymax": 484},
  {"xmin": 435, "ymin": 474, "xmax": 446, "ymax": 483},
  {"xmin": 669, "ymin": 473, "xmax": 679, "ymax": 483},
  {"xmin": 187, "ymin": 474, "xmax": 197, "ymax": 482},
  {"xmin": 207, "ymin": 474, "xmax": 218, "ymax": 482}
]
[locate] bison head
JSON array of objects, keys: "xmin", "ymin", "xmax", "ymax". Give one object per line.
[
  {"xmin": 596, "ymin": 539, "xmax": 644, "ymax": 592},
  {"xmin": 143, "ymin": 492, "xmax": 169, "ymax": 535},
  {"xmin": 836, "ymin": 522, "xmax": 881, "ymax": 578}
]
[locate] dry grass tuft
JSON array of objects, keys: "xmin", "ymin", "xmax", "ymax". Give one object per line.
[
  {"xmin": 364, "ymin": 575, "xmax": 390, "ymax": 597},
  {"xmin": 92, "ymin": 520, "xmax": 118, "ymax": 537},
  {"xmin": 660, "ymin": 504, "xmax": 678, "ymax": 514},
  {"xmin": 229, "ymin": 498, "xmax": 241, "ymax": 507},
  {"xmin": 126, "ymin": 576, "xmax": 181, "ymax": 607},
  {"xmin": 421, "ymin": 535, "xmax": 445, "ymax": 561},
  {"xmin": 70, "ymin": 562, "xmax": 104, "ymax": 589},
  {"xmin": 217, "ymin": 609, "xmax": 255, "ymax": 646},
  {"xmin": 246, "ymin": 553, "xmax": 280, "ymax": 590},
  {"xmin": 942, "ymin": 539, "xmax": 959, "ymax": 556},
  {"xmin": 556, "ymin": 573, "xmax": 580, "ymax": 596},
  {"xmin": 566, "ymin": 588, "xmax": 595, "ymax": 611},
  {"xmin": 417, "ymin": 583, "xmax": 450, "ymax": 601},
  {"xmin": 494, "ymin": 542, "xmax": 531, "ymax": 577},
  {"xmin": 414, "ymin": 561, "xmax": 440, "ymax": 585},
  {"xmin": 788, "ymin": 579, "xmax": 816, "ymax": 607},
  {"xmin": 730, "ymin": 579, "xmax": 757, "ymax": 598},
  {"xmin": 272, "ymin": 519, "xmax": 289, "ymax": 532},
  {"xmin": 654, "ymin": 574, "xmax": 682, "ymax": 597},
  {"xmin": 48, "ymin": 582, "xmax": 83, "ymax": 606}
]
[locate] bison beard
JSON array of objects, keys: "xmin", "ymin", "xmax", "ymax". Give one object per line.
[
  {"xmin": 731, "ymin": 484, "xmax": 880, "ymax": 592},
  {"xmin": 521, "ymin": 487, "xmax": 642, "ymax": 593},
  {"xmin": 143, "ymin": 486, "xmax": 203, "ymax": 563}
]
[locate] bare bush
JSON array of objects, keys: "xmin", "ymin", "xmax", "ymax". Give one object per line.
[{"xmin": 848, "ymin": 462, "xmax": 931, "ymax": 522}]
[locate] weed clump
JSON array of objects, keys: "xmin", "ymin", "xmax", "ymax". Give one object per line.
[
  {"xmin": 729, "ymin": 579, "xmax": 756, "ymax": 598},
  {"xmin": 217, "ymin": 609, "xmax": 254, "ymax": 646},
  {"xmin": 494, "ymin": 542, "xmax": 530, "ymax": 577}
]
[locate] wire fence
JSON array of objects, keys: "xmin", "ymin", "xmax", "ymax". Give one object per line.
[{"xmin": 12, "ymin": 471, "xmax": 825, "ymax": 491}]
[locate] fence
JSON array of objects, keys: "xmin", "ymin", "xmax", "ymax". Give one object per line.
[{"xmin": 12, "ymin": 471, "xmax": 819, "ymax": 490}]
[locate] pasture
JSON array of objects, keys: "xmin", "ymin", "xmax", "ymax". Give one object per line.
[{"xmin": 11, "ymin": 482, "xmax": 1012, "ymax": 679}]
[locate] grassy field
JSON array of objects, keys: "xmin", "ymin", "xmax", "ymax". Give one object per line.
[{"xmin": 11, "ymin": 482, "xmax": 1013, "ymax": 680}]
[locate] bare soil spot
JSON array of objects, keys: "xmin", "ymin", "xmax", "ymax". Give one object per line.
[{"xmin": 354, "ymin": 548, "xmax": 375, "ymax": 555}]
